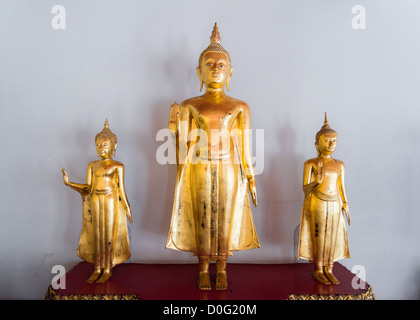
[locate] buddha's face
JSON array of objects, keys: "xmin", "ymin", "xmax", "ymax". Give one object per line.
[
  {"xmin": 316, "ymin": 132, "xmax": 337, "ymax": 156},
  {"xmin": 198, "ymin": 52, "xmax": 232, "ymax": 90},
  {"xmin": 96, "ymin": 137, "xmax": 115, "ymax": 159}
]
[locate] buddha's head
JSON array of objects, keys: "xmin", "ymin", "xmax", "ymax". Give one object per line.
[
  {"xmin": 197, "ymin": 23, "xmax": 233, "ymax": 91},
  {"xmin": 315, "ymin": 113, "xmax": 337, "ymax": 156},
  {"xmin": 95, "ymin": 119, "xmax": 117, "ymax": 159}
]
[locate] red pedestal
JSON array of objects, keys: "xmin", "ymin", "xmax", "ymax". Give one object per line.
[{"xmin": 45, "ymin": 261, "xmax": 374, "ymax": 300}]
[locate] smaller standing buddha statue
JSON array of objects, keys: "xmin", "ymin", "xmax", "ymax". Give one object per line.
[
  {"xmin": 298, "ymin": 113, "xmax": 351, "ymax": 285},
  {"xmin": 62, "ymin": 119, "xmax": 132, "ymax": 283}
]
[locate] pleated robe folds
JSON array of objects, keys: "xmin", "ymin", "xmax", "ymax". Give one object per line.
[
  {"xmin": 298, "ymin": 191, "xmax": 350, "ymax": 264},
  {"xmin": 165, "ymin": 103, "xmax": 260, "ymax": 259},
  {"xmin": 77, "ymin": 190, "xmax": 131, "ymax": 267}
]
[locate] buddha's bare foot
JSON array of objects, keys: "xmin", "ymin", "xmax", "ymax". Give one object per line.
[
  {"xmin": 215, "ymin": 271, "xmax": 228, "ymax": 290},
  {"xmin": 96, "ymin": 269, "xmax": 112, "ymax": 283},
  {"xmin": 198, "ymin": 271, "xmax": 211, "ymax": 290},
  {"xmin": 312, "ymin": 270, "xmax": 331, "ymax": 285},
  {"xmin": 324, "ymin": 268, "xmax": 340, "ymax": 285},
  {"xmin": 86, "ymin": 268, "xmax": 102, "ymax": 283}
]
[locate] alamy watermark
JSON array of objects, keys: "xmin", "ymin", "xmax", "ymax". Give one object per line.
[
  {"xmin": 51, "ymin": 5, "xmax": 66, "ymax": 30},
  {"xmin": 156, "ymin": 126, "xmax": 265, "ymax": 175},
  {"xmin": 352, "ymin": 5, "xmax": 366, "ymax": 30},
  {"xmin": 51, "ymin": 265, "xmax": 66, "ymax": 290},
  {"xmin": 50, "ymin": 5, "xmax": 366, "ymax": 31},
  {"xmin": 351, "ymin": 264, "xmax": 367, "ymax": 289}
]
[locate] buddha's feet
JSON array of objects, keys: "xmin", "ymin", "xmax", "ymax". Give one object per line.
[
  {"xmin": 324, "ymin": 269, "xmax": 340, "ymax": 285},
  {"xmin": 86, "ymin": 268, "xmax": 102, "ymax": 283},
  {"xmin": 312, "ymin": 270, "xmax": 331, "ymax": 285},
  {"xmin": 198, "ymin": 271, "xmax": 211, "ymax": 290},
  {"xmin": 96, "ymin": 269, "xmax": 112, "ymax": 283},
  {"xmin": 215, "ymin": 271, "xmax": 228, "ymax": 290}
]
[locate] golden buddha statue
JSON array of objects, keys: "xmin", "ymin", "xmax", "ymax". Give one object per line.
[
  {"xmin": 62, "ymin": 119, "xmax": 132, "ymax": 283},
  {"xmin": 166, "ymin": 23, "xmax": 260, "ymax": 290},
  {"xmin": 298, "ymin": 114, "xmax": 351, "ymax": 285}
]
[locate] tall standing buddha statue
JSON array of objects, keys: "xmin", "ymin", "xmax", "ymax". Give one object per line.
[{"xmin": 166, "ymin": 23, "xmax": 260, "ymax": 290}]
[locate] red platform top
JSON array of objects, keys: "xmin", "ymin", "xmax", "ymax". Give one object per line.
[{"xmin": 48, "ymin": 261, "xmax": 373, "ymax": 300}]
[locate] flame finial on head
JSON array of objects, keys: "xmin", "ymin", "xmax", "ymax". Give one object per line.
[
  {"xmin": 322, "ymin": 112, "xmax": 331, "ymax": 130},
  {"xmin": 316, "ymin": 112, "xmax": 337, "ymax": 143},
  {"xmin": 210, "ymin": 23, "xmax": 221, "ymax": 44}
]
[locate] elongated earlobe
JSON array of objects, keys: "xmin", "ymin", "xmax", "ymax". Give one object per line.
[
  {"xmin": 226, "ymin": 67, "xmax": 233, "ymax": 92},
  {"xmin": 197, "ymin": 67, "xmax": 204, "ymax": 92},
  {"xmin": 315, "ymin": 142, "xmax": 320, "ymax": 157}
]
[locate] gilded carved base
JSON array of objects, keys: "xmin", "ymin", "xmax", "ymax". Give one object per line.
[
  {"xmin": 45, "ymin": 284, "xmax": 375, "ymax": 300},
  {"xmin": 45, "ymin": 285, "xmax": 138, "ymax": 300},
  {"xmin": 289, "ymin": 285, "xmax": 375, "ymax": 300}
]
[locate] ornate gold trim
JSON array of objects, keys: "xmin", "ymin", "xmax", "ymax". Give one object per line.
[
  {"xmin": 45, "ymin": 286, "xmax": 139, "ymax": 300},
  {"xmin": 45, "ymin": 284, "xmax": 375, "ymax": 301},
  {"xmin": 288, "ymin": 285, "xmax": 375, "ymax": 300}
]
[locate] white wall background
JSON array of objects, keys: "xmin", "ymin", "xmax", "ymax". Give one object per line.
[{"xmin": 1, "ymin": 0, "xmax": 419, "ymax": 299}]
